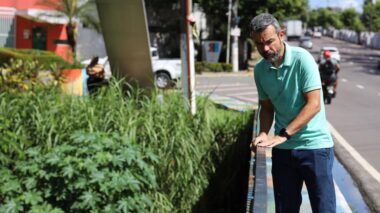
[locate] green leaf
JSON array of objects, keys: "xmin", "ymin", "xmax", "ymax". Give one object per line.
[
  {"xmin": 62, "ymin": 165, "xmax": 75, "ymax": 179},
  {"xmin": 79, "ymin": 191, "xmax": 100, "ymax": 209},
  {"xmin": 117, "ymin": 199, "xmax": 129, "ymax": 213},
  {"xmin": 90, "ymin": 171, "xmax": 105, "ymax": 183},
  {"xmin": 23, "ymin": 191, "xmax": 43, "ymax": 205},
  {"xmin": 1, "ymin": 199, "xmax": 23, "ymax": 213},
  {"xmin": 1, "ymin": 179, "xmax": 21, "ymax": 194}
]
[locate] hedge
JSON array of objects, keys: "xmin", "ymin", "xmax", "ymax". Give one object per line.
[
  {"xmin": 195, "ymin": 61, "xmax": 233, "ymax": 74},
  {"xmin": 0, "ymin": 48, "xmax": 83, "ymax": 70},
  {"xmin": 0, "ymin": 81, "xmax": 253, "ymax": 212}
]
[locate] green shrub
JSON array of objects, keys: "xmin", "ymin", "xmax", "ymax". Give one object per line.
[
  {"xmin": 195, "ymin": 61, "xmax": 233, "ymax": 73},
  {"xmin": 0, "ymin": 48, "xmax": 83, "ymax": 70},
  {"xmin": 0, "ymin": 59, "xmax": 61, "ymax": 93},
  {"xmin": 0, "ymin": 132, "xmax": 161, "ymax": 213},
  {"xmin": 0, "ymin": 80, "xmax": 252, "ymax": 212}
]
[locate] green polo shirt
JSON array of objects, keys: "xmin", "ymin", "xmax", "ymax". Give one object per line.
[{"xmin": 254, "ymin": 43, "xmax": 333, "ymax": 149}]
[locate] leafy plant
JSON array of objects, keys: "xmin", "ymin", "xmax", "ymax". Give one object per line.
[
  {"xmin": 0, "ymin": 132, "xmax": 161, "ymax": 212},
  {"xmin": 0, "ymin": 59, "xmax": 61, "ymax": 93}
]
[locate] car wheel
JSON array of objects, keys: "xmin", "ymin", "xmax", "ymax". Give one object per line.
[{"xmin": 155, "ymin": 72, "xmax": 172, "ymax": 89}]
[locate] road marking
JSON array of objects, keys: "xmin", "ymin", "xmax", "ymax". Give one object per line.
[
  {"xmin": 233, "ymin": 95, "xmax": 258, "ymax": 103},
  {"xmin": 328, "ymin": 122, "xmax": 380, "ymax": 184},
  {"xmin": 196, "ymin": 83, "xmax": 243, "ymax": 89},
  {"xmin": 225, "ymin": 91, "xmax": 258, "ymax": 96},
  {"xmin": 356, "ymin": 85, "xmax": 364, "ymax": 89},
  {"xmin": 335, "ymin": 181, "xmax": 353, "ymax": 213},
  {"xmin": 378, "ymin": 93, "xmax": 380, "ymax": 96},
  {"xmin": 349, "ymin": 62, "xmax": 354, "ymax": 65},
  {"xmin": 341, "ymin": 78, "xmax": 348, "ymax": 82},
  {"xmin": 198, "ymin": 86, "xmax": 254, "ymax": 93}
]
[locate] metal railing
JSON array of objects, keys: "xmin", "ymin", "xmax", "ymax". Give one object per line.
[{"xmin": 246, "ymin": 106, "xmax": 267, "ymax": 213}]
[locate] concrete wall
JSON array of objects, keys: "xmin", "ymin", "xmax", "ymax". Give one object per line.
[
  {"xmin": 76, "ymin": 24, "xmax": 107, "ymax": 61},
  {"xmin": 327, "ymin": 28, "xmax": 380, "ymax": 49},
  {"xmin": 0, "ymin": 0, "xmax": 60, "ymax": 10}
]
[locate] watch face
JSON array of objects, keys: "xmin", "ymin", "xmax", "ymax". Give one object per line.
[{"xmin": 280, "ymin": 128, "xmax": 290, "ymax": 139}]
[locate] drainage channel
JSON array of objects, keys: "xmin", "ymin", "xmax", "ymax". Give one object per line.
[{"xmin": 333, "ymin": 157, "xmax": 370, "ymax": 212}]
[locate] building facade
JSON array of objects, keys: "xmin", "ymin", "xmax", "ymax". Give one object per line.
[{"xmin": 0, "ymin": 0, "xmax": 72, "ymax": 61}]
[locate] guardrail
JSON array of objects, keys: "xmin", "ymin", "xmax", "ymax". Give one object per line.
[{"xmin": 246, "ymin": 106, "xmax": 267, "ymax": 213}]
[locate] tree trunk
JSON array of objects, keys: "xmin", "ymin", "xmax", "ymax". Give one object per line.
[
  {"xmin": 357, "ymin": 31, "xmax": 361, "ymax": 45},
  {"xmin": 66, "ymin": 23, "xmax": 77, "ymax": 57}
]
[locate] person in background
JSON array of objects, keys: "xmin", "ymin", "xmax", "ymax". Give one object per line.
[{"xmin": 249, "ymin": 13, "xmax": 336, "ymax": 213}]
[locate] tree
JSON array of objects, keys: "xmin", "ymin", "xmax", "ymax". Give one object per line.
[
  {"xmin": 145, "ymin": 0, "xmax": 182, "ymax": 58},
  {"xmin": 239, "ymin": 0, "xmax": 308, "ymax": 37},
  {"xmin": 362, "ymin": 3, "xmax": 380, "ymax": 32},
  {"xmin": 39, "ymin": 0, "xmax": 101, "ymax": 57},
  {"xmin": 341, "ymin": 8, "xmax": 364, "ymax": 44},
  {"xmin": 194, "ymin": 0, "xmax": 308, "ymax": 61},
  {"xmin": 307, "ymin": 8, "xmax": 342, "ymax": 30},
  {"xmin": 341, "ymin": 8, "xmax": 364, "ymax": 31}
]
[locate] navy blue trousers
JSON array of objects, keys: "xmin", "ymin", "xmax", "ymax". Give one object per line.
[{"xmin": 272, "ymin": 148, "xmax": 336, "ymax": 213}]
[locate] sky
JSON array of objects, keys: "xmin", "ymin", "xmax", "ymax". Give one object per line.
[{"xmin": 309, "ymin": 0, "xmax": 365, "ymax": 13}]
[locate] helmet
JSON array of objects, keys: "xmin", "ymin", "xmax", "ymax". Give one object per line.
[{"xmin": 323, "ymin": 50, "xmax": 331, "ymax": 59}]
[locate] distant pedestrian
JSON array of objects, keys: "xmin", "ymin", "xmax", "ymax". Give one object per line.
[{"xmin": 249, "ymin": 13, "xmax": 336, "ymax": 213}]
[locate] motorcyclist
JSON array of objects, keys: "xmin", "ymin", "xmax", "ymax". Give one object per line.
[{"xmin": 319, "ymin": 50, "xmax": 340, "ymax": 97}]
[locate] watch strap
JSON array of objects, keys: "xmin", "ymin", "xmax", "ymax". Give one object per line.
[{"xmin": 279, "ymin": 128, "xmax": 291, "ymax": 140}]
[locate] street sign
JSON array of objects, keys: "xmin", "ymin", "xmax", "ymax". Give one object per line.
[
  {"xmin": 202, "ymin": 41, "xmax": 222, "ymax": 63},
  {"xmin": 231, "ymin": 27, "xmax": 241, "ymax": 36}
]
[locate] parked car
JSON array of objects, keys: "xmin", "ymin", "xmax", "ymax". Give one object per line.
[
  {"xmin": 299, "ymin": 36, "xmax": 313, "ymax": 49},
  {"xmin": 318, "ymin": 47, "xmax": 341, "ymax": 62},
  {"xmin": 150, "ymin": 47, "xmax": 182, "ymax": 89},
  {"xmin": 81, "ymin": 47, "xmax": 181, "ymax": 89},
  {"xmin": 304, "ymin": 30, "xmax": 313, "ymax": 37},
  {"xmin": 313, "ymin": 31, "xmax": 322, "ymax": 38}
]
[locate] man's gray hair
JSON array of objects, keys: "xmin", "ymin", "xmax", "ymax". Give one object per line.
[{"xmin": 249, "ymin": 13, "xmax": 281, "ymax": 34}]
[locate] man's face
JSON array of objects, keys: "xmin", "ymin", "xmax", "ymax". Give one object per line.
[{"xmin": 252, "ymin": 25, "xmax": 284, "ymax": 63}]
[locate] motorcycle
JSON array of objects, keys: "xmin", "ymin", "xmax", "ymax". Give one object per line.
[{"xmin": 322, "ymin": 78, "xmax": 335, "ymax": 104}]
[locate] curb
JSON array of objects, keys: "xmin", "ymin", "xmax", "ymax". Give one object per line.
[{"xmin": 330, "ymin": 124, "xmax": 380, "ymax": 212}]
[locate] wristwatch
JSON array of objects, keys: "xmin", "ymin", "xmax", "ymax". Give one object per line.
[{"xmin": 279, "ymin": 128, "xmax": 291, "ymax": 140}]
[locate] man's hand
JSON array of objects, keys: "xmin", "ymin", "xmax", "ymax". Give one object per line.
[
  {"xmin": 250, "ymin": 133, "xmax": 268, "ymax": 151},
  {"xmin": 251, "ymin": 135, "xmax": 287, "ymax": 150}
]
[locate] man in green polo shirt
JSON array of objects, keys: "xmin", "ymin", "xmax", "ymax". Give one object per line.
[{"xmin": 250, "ymin": 13, "xmax": 336, "ymax": 213}]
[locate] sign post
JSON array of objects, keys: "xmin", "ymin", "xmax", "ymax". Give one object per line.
[{"xmin": 180, "ymin": 0, "xmax": 196, "ymax": 115}]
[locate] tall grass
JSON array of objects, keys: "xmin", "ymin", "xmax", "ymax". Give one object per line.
[{"xmin": 0, "ymin": 79, "xmax": 253, "ymax": 212}]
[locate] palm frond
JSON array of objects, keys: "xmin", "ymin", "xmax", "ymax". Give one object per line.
[{"xmin": 80, "ymin": 14, "xmax": 102, "ymax": 33}]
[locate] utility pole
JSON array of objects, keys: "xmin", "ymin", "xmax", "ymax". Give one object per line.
[
  {"xmin": 231, "ymin": 0, "xmax": 240, "ymax": 72},
  {"xmin": 226, "ymin": 0, "xmax": 232, "ymax": 64},
  {"xmin": 180, "ymin": 0, "xmax": 196, "ymax": 115}
]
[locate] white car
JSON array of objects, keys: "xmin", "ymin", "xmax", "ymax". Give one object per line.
[
  {"xmin": 318, "ymin": 47, "xmax": 341, "ymax": 62},
  {"xmin": 81, "ymin": 47, "xmax": 181, "ymax": 89},
  {"xmin": 150, "ymin": 47, "xmax": 182, "ymax": 89},
  {"xmin": 299, "ymin": 36, "xmax": 313, "ymax": 49},
  {"xmin": 313, "ymin": 31, "xmax": 322, "ymax": 38}
]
